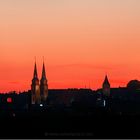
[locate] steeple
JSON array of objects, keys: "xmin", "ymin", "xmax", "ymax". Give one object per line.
[
  {"xmin": 31, "ymin": 60, "xmax": 41, "ymax": 104},
  {"xmin": 40, "ymin": 60, "xmax": 48, "ymax": 102},
  {"xmin": 41, "ymin": 62, "xmax": 46, "ymax": 80},
  {"xmin": 33, "ymin": 61, "xmax": 38, "ymax": 79},
  {"xmin": 102, "ymin": 75, "xmax": 110, "ymax": 97},
  {"xmin": 103, "ymin": 75, "xmax": 110, "ymax": 86}
]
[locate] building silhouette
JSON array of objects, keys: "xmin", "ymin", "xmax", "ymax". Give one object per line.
[
  {"xmin": 31, "ymin": 61, "xmax": 48, "ymax": 104},
  {"xmin": 102, "ymin": 75, "xmax": 110, "ymax": 97},
  {"xmin": 40, "ymin": 61, "xmax": 48, "ymax": 102}
]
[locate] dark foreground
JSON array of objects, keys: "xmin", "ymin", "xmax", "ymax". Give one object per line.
[{"xmin": 0, "ymin": 107, "xmax": 140, "ymax": 139}]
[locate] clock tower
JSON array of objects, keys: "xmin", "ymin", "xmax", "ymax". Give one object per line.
[{"xmin": 31, "ymin": 62, "xmax": 41, "ymax": 104}]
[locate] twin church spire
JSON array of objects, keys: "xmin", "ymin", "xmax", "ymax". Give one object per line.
[
  {"xmin": 33, "ymin": 61, "xmax": 46, "ymax": 80},
  {"xmin": 31, "ymin": 60, "xmax": 48, "ymax": 104},
  {"xmin": 33, "ymin": 62, "xmax": 38, "ymax": 79},
  {"xmin": 41, "ymin": 62, "xmax": 46, "ymax": 80}
]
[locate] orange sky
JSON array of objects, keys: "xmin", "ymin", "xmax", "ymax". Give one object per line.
[{"xmin": 0, "ymin": 0, "xmax": 140, "ymax": 92}]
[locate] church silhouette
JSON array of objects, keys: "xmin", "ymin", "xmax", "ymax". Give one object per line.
[{"xmin": 31, "ymin": 61, "xmax": 48, "ymax": 104}]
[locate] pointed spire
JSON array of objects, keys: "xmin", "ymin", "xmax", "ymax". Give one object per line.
[
  {"xmin": 33, "ymin": 61, "xmax": 38, "ymax": 79},
  {"xmin": 103, "ymin": 75, "xmax": 110, "ymax": 85},
  {"xmin": 41, "ymin": 60, "xmax": 46, "ymax": 80}
]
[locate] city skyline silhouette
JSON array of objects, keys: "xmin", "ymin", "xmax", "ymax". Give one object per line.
[{"xmin": 0, "ymin": 59, "xmax": 140, "ymax": 93}]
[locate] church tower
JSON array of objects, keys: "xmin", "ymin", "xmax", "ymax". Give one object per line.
[
  {"xmin": 102, "ymin": 75, "xmax": 110, "ymax": 97},
  {"xmin": 40, "ymin": 61, "xmax": 48, "ymax": 102},
  {"xmin": 31, "ymin": 62, "xmax": 41, "ymax": 104}
]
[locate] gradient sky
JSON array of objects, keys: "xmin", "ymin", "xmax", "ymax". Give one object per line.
[{"xmin": 0, "ymin": 0, "xmax": 140, "ymax": 92}]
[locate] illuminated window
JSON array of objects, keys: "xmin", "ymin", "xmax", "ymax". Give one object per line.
[
  {"xmin": 103, "ymin": 100, "xmax": 106, "ymax": 107},
  {"xmin": 7, "ymin": 97, "xmax": 12, "ymax": 103}
]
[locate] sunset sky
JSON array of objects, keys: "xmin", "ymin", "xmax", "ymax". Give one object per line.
[{"xmin": 0, "ymin": 0, "xmax": 140, "ymax": 92}]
